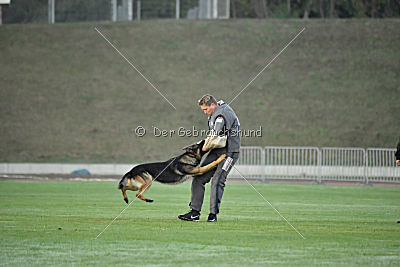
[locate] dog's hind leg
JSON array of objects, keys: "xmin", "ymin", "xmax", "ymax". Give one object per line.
[
  {"xmin": 136, "ymin": 180, "xmax": 153, "ymax": 203},
  {"xmin": 190, "ymin": 154, "xmax": 226, "ymax": 176}
]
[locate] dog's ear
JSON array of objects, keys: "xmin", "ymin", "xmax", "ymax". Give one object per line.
[
  {"xmin": 118, "ymin": 175, "xmax": 127, "ymax": 189},
  {"xmin": 183, "ymin": 140, "xmax": 205, "ymax": 152},
  {"xmin": 182, "ymin": 142, "xmax": 196, "ymax": 152}
]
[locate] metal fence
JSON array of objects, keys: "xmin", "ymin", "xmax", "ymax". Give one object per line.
[
  {"xmin": 1, "ymin": 0, "xmax": 227, "ymax": 24},
  {"xmin": 264, "ymin": 146, "xmax": 319, "ymax": 180},
  {"xmin": 366, "ymin": 148, "xmax": 400, "ymax": 183},
  {"xmin": 3, "ymin": 0, "xmax": 112, "ymax": 24},
  {"xmin": 229, "ymin": 146, "xmax": 400, "ymax": 184},
  {"xmin": 320, "ymin": 147, "xmax": 366, "ymax": 182},
  {"xmin": 230, "ymin": 146, "xmax": 264, "ymax": 180},
  {"xmin": 0, "ymin": 146, "xmax": 397, "ymax": 183}
]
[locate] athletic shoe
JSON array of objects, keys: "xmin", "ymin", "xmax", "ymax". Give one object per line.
[
  {"xmin": 207, "ymin": 213, "xmax": 217, "ymax": 222},
  {"xmin": 178, "ymin": 210, "xmax": 200, "ymax": 222}
]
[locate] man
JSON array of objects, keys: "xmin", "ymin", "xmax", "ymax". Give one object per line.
[
  {"xmin": 178, "ymin": 94, "xmax": 240, "ymax": 222},
  {"xmin": 396, "ymin": 137, "xmax": 400, "ymax": 166}
]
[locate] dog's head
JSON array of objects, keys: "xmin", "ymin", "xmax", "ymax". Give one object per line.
[{"xmin": 183, "ymin": 140, "xmax": 206, "ymax": 159}]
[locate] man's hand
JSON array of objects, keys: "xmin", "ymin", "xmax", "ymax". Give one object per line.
[{"xmin": 396, "ymin": 160, "xmax": 400, "ymax": 166}]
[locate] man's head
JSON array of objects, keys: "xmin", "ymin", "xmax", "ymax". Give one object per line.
[{"xmin": 198, "ymin": 94, "xmax": 218, "ymax": 115}]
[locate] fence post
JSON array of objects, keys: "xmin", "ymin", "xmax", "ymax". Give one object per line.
[
  {"xmin": 317, "ymin": 147, "xmax": 322, "ymax": 184},
  {"xmin": 364, "ymin": 149, "xmax": 369, "ymax": 185},
  {"xmin": 226, "ymin": 0, "xmax": 230, "ymax": 18},
  {"xmin": 261, "ymin": 148, "xmax": 266, "ymax": 182},
  {"xmin": 48, "ymin": 0, "xmax": 55, "ymax": 24},
  {"xmin": 176, "ymin": 0, "xmax": 180, "ymax": 19},
  {"xmin": 127, "ymin": 0, "xmax": 133, "ymax": 20},
  {"xmin": 207, "ymin": 0, "xmax": 211, "ymax": 18},
  {"xmin": 212, "ymin": 0, "xmax": 218, "ymax": 18},
  {"xmin": 111, "ymin": 0, "xmax": 117, "ymax": 21},
  {"xmin": 136, "ymin": 0, "xmax": 141, "ymax": 20}
]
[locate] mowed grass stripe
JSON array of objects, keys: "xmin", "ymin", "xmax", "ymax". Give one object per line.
[{"xmin": 0, "ymin": 181, "xmax": 399, "ymax": 266}]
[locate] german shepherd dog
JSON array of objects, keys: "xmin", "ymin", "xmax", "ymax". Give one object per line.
[{"xmin": 118, "ymin": 140, "xmax": 226, "ymax": 204}]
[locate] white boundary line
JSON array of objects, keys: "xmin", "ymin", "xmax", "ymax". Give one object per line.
[
  {"xmin": 228, "ymin": 27, "xmax": 306, "ymax": 106},
  {"xmin": 94, "ymin": 159, "xmax": 176, "ymax": 239},
  {"xmin": 94, "ymin": 27, "xmax": 177, "ymax": 110},
  {"xmin": 232, "ymin": 165, "xmax": 306, "ymax": 239}
]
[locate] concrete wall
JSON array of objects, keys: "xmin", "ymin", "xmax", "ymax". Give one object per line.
[
  {"xmin": 0, "ymin": 163, "xmax": 134, "ymax": 176},
  {"xmin": 230, "ymin": 165, "xmax": 400, "ymax": 182},
  {"xmin": 0, "ymin": 163, "xmax": 398, "ymax": 182}
]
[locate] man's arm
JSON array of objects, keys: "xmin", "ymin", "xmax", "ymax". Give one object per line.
[{"xmin": 202, "ymin": 116, "xmax": 226, "ymax": 152}]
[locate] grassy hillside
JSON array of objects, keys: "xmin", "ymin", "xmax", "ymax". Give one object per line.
[{"xmin": 0, "ymin": 19, "xmax": 399, "ymax": 163}]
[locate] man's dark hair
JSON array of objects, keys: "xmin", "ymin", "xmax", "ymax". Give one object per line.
[{"xmin": 198, "ymin": 94, "xmax": 217, "ymax": 106}]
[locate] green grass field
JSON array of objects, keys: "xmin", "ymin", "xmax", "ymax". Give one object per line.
[{"xmin": 1, "ymin": 180, "xmax": 399, "ymax": 266}]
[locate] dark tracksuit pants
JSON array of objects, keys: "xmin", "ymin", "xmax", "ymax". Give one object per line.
[{"xmin": 190, "ymin": 150, "xmax": 239, "ymax": 214}]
